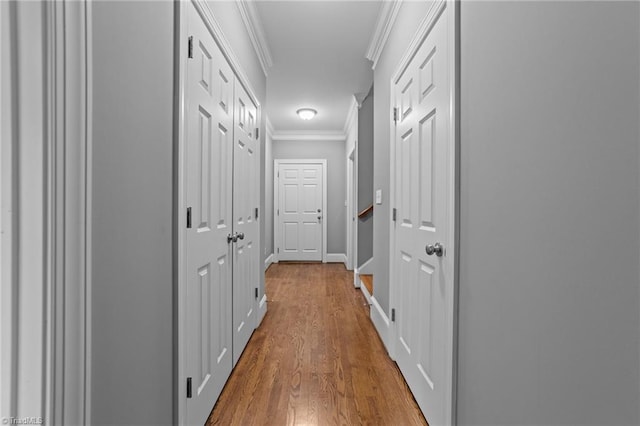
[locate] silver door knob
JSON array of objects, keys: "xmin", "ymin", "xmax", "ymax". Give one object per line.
[
  {"xmin": 425, "ymin": 242, "xmax": 444, "ymax": 257},
  {"xmin": 237, "ymin": 232, "xmax": 245, "ymax": 240},
  {"xmin": 227, "ymin": 234, "xmax": 237, "ymax": 243}
]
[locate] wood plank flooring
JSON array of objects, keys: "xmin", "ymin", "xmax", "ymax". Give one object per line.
[{"xmin": 206, "ymin": 263, "xmax": 428, "ymax": 426}]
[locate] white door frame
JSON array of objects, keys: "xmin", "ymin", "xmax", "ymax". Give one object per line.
[
  {"xmin": 387, "ymin": 0, "xmax": 458, "ymax": 424},
  {"xmin": 273, "ymin": 159, "xmax": 328, "ymax": 263},
  {"xmin": 176, "ymin": 1, "xmax": 263, "ymax": 424},
  {"xmin": 346, "ymin": 149, "xmax": 357, "ymax": 271},
  {"xmin": 1, "ymin": 1, "xmax": 92, "ymax": 423}
]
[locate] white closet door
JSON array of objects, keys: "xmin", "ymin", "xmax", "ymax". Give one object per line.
[
  {"xmin": 184, "ymin": 3, "xmax": 234, "ymax": 424},
  {"xmin": 391, "ymin": 5, "xmax": 452, "ymax": 426},
  {"xmin": 231, "ymin": 79, "xmax": 259, "ymax": 366}
]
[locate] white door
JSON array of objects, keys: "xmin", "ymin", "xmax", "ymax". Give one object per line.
[
  {"xmin": 231, "ymin": 79, "xmax": 259, "ymax": 365},
  {"xmin": 276, "ymin": 162, "xmax": 324, "ymax": 261},
  {"xmin": 392, "ymin": 4, "xmax": 453, "ymax": 426},
  {"xmin": 185, "ymin": 4, "xmax": 234, "ymax": 424}
]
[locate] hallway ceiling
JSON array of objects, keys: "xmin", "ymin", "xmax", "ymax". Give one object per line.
[{"xmin": 255, "ymin": 1, "xmax": 381, "ymax": 134}]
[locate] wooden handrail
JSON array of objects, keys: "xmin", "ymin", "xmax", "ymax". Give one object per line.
[{"xmin": 358, "ymin": 204, "xmax": 374, "ymax": 218}]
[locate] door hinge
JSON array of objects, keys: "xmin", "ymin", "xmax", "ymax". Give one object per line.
[
  {"xmin": 255, "ymin": 207, "xmax": 259, "ymax": 220},
  {"xmin": 392, "ymin": 207, "xmax": 397, "ymax": 222},
  {"xmin": 256, "ymin": 127, "xmax": 259, "ymax": 139},
  {"xmin": 391, "ymin": 308, "xmax": 396, "ymax": 322},
  {"xmin": 186, "ymin": 377, "xmax": 192, "ymax": 398},
  {"xmin": 187, "ymin": 207, "xmax": 192, "ymax": 228},
  {"xmin": 277, "ymin": 209, "xmax": 279, "ymax": 216},
  {"xmin": 277, "ymin": 247, "xmax": 280, "ymax": 254},
  {"xmin": 188, "ymin": 36, "xmax": 193, "ymax": 59},
  {"xmin": 277, "ymin": 171, "xmax": 280, "ymax": 178},
  {"xmin": 255, "ymin": 287, "xmax": 258, "ymax": 299},
  {"xmin": 393, "ymin": 107, "xmax": 398, "ymax": 123}
]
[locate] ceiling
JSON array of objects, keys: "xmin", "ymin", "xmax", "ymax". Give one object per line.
[{"xmin": 254, "ymin": 1, "xmax": 382, "ymax": 133}]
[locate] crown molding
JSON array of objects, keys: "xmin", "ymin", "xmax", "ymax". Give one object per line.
[
  {"xmin": 236, "ymin": 0, "xmax": 273, "ymax": 77},
  {"xmin": 272, "ymin": 130, "xmax": 346, "ymax": 142},
  {"xmin": 365, "ymin": 0, "xmax": 403, "ymax": 70}
]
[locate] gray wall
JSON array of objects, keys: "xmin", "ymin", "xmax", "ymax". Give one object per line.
[
  {"xmin": 91, "ymin": 2, "xmax": 175, "ymax": 424},
  {"xmin": 373, "ymin": 1, "xmax": 433, "ymax": 313},
  {"xmin": 272, "ymin": 140, "xmax": 346, "ymax": 255},
  {"xmin": 91, "ymin": 2, "xmax": 267, "ymax": 424},
  {"xmin": 457, "ymin": 2, "xmax": 640, "ymax": 424},
  {"xmin": 357, "ymin": 87, "xmax": 374, "ymax": 267}
]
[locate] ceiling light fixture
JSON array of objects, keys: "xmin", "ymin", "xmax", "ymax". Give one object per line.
[{"xmin": 297, "ymin": 108, "xmax": 317, "ymax": 121}]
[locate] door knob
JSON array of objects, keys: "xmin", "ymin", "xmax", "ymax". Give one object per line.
[
  {"xmin": 425, "ymin": 242, "xmax": 444, "ymax": 257},
  {"xmin": 227, "ymin": 233, "xmax": 237, "ymax": 243},
  {"xmin": 237, "ymin": 232, "xmax": 245, "ymax": 240}
]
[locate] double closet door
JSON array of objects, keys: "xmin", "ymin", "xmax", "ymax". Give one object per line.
[{"xmin": 184, "ymin": 3, "xmax": 260, "ymax": 425}]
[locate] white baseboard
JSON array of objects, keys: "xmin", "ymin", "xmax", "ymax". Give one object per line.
[
  {"xmin": 326, "ymin": 253, "xmax": 347, "ymax": 267},
  {"xmin": 257, "ymin": 294, "xmax": 267, "ymax": 325},
  {"xmin": 264, "ymin": 253, "xmax": 274, "ymax": 271},
  {"xmin": 370, "ymin": 296, "xmax": 391, "ymax": 354},
  {"xmin": 358, "ymin": 256, "xmax": 374, "ymax": 274},
  {"xmin": 354, "ymin": 268, "xmax": 361, "ymax": 288},
  {"xmin": 359, "ymin": 278, "xmax": 373, "ymax": 305}
]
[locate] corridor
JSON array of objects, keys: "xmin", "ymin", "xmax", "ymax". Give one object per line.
[{"xmin": 207, "ymin": 263, "xmax": 427, "ymax": 425}]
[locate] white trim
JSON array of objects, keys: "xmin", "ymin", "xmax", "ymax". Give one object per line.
[
  {"xmin": 272, "ymin": 130, "xmax": 346, "ymax": 142},
  {"xmin": 326, "ymin": 253, "xmax": 347, "ymax": 266},
  {"xmin": 365, "ymin": 0, "xmax": 403, "ymax": 70},
  {"xmin": 236, "ymin": 0, "xmax": 273, "ymax": 77},
  {"xmin": 353, "ymin": 268, "xmax": 361, "ymax": 288},
  {"xmin": 257, "ymin": 294, "xmax": 268, "ymax": 326},
  {"xmin": 388, "ymin": 1, "xmax": 457, "ymax": 425},
  {"xmin": 0, "ymin": 1, "xmax": 15, "ymax": 419},
  {"xmin": 273, "ymin": 159, "xmax": 328, "ymax": 263},
  {"xmin": 359, "ymin": 278, "xmax": 373, "ymax": 305},
  {"xmin": 264, "ymin": 253, "xmax": 273, "ymax": 271},
  {"xmin": 370, "ymin": 296, "xmax": 392, "ymax": 354},
  {"xmin": 178, "ymin": 2, "xmax": 264, "ymax": 424}
]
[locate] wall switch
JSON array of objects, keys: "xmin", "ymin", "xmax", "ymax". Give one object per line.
[{"xmin": 376, "ymin": 190, "xmax": 382, "ymax": 204}]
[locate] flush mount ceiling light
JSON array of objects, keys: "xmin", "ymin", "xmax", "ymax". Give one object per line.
[{"xmin": 297, "ymin": 108, "xmax": 317, "ymax": 121}]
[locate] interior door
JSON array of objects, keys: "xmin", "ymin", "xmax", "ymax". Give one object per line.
[
  {"xmin": 185, "ymin": 3, "xmax": 234, "ymax": 424},
  {"xmin": 392, "ymin": 6, "xmax": 452, "ymax": 426},
  {"xmin": 277, "ymin": 163, "xmax": 323, "ymax": 261},
  {"xmin": 231, "ymin": 79, "xmax": 259, "ymax": 365}
]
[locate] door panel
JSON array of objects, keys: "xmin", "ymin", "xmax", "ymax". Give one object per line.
[
  {"xmin": 392, "ymin": 6, "xmax": 451, "ymax": 426},
  {"xmin": 232, "ymin": 80, "xmax": 259, "ymax": 366},
  {"xmin": 185, "ymin": 3, "xmax": 233, "ymax": 424},
  {"xmin": 277, "ymin": 163, "xmax": 323, "ymax": 261}
]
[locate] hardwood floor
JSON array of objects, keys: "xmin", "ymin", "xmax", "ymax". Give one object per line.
[{"xmin": 206, "ymin": 263, "xmax": 428, "ymax": 426}]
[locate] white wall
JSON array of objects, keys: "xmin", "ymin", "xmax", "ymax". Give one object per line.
[
  {"xmin": 457, "ymin": 2, "xmax": 640, "ymax": 424},
  {"xmin": 372, "ymin": 1, "xmax": 434, "ymax": 314},
  {"xmin": 91, "ymin": 2, "xmax": 175, "ymax": 424},
  {"xmin": 272, "ymin": 140, "xmax": 346, "ymax": 255}
]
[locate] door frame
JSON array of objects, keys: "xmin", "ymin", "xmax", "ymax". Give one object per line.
[
  {"xmin": 273, "ymin": 159, "xmax": 328, "ymax": 263},
  {"xmin": 346, "ymin": 149, "xmax": 357, "ymax": 271},
  {"xmin": 176, "ymin": 1, "xmax": 263, "ymax": 424},
  {"xmin": 387, "ymin": 0, "xmax": 458, "ymax": 424}
]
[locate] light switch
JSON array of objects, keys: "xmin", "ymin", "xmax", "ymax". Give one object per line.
[{"xmin": 376, "ymin": 189, "xmax": 382, "ymax": 204}]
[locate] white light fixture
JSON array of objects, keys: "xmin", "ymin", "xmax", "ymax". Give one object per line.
[{"xmin": 297, "ymin": 108, "xmax": 317, "ymax": 121}]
